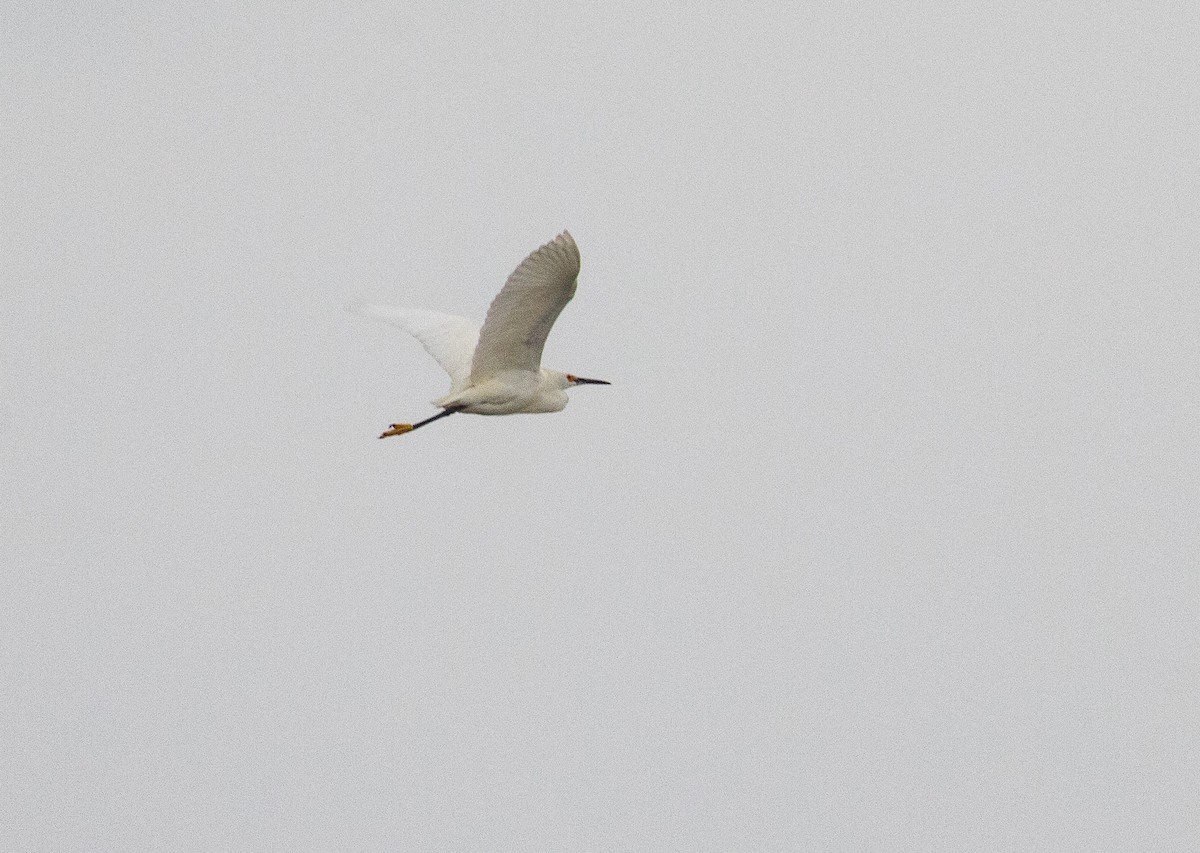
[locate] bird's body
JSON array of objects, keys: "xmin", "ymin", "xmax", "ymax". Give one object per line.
[
  {"xmin": 354, "ymin": 231, "xmax": 609, "ymax": 437},
  {"xmin": 438, "ymin": 369, "xmax": 571, "ymax": 415}
]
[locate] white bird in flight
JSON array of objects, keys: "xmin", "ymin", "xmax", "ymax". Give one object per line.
[{"xmin": 355, "ymin": 231, "xmax": 609, "ymax": 438}]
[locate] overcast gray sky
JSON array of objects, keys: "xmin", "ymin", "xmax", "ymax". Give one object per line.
[{"xmin": 3, "ymin": 2, "xmax": 1198, "ymax": 850}]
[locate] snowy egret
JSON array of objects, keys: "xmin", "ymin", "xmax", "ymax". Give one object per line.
[{"xmin": 354, "ymin": 231, "xmax": 609, "ymax": 438}]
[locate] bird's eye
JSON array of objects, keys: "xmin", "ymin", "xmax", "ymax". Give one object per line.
[{"xmin": 567, "ymin": 374, "xmax": 576, "ymax": 382}]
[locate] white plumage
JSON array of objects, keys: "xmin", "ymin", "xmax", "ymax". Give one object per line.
[{"xmin": 354, "ymin": 231, "xmax": 609, "ymax": 437}]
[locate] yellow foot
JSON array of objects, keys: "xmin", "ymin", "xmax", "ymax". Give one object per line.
[{"xmin": 379, "ymin": 423, "xmax": 414, "ymax": 438}]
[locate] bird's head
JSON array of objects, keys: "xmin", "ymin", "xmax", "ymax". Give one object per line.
[{"xmin": 566, "ymin": 373, "xmax": 611, "ymax": 388}]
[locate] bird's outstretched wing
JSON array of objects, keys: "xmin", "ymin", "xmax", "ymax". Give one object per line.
[
  {"xmin": 470, "ymin": 231, "xmax": 581, "ymax": 381},
  {"xmin": 351, "ymin": 305, "xmax": 480, "ymax": 391}
]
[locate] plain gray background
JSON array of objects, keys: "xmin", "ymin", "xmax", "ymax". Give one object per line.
[{"xmin": 3, "ymin": 2, "xmax": 1197, "ymax": 850}]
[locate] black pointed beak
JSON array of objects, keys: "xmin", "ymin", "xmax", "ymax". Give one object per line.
[{"xmin": 572, "ymin": 377, "xmax": 611, "ymax": 385}]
